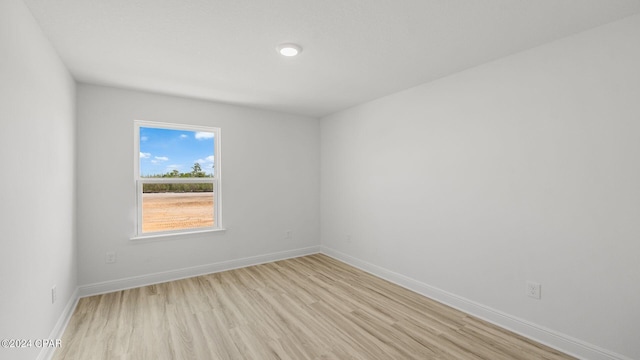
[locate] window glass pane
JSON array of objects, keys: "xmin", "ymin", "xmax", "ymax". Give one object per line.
[
  {"xmin": 139, "ymin": 127, "xmax": 215, "ymax": 178},
  {"xmin": 142, "ymin": 183, "xmax": 214, "ymax": 233}
]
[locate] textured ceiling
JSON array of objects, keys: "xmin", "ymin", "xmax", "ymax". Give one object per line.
[{"xmin": 23, "ymin": 0, "xmax": 640, "ymax": 117}]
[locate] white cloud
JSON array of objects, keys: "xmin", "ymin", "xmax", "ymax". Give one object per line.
[
  {"xmin": 166, "ymin": 164, "xmax": 181, "ymax": 169},
  {"xmin": 140, "ymin": 152, "xmax": 151, "ymax": 159},
  {"xmin": 141, "ymin": 136, "xmax": 148, "ymax": 142},
  {"xmin": 195, "ymin": 132, "xmax": 214, "ymax": 140},
  {"xmin": 154, "ymin": 156, "xmax": 169, "ymax": 161},
  {"xmin": 180, "ymin": 134, "xmax": 188, "ymax": 139},
  {"xmin": 194, "ymin": 155, "xmax": 215, "ymax": 174},
  {"xmin": 195, "ymin": 155, "xmax": 214, "ymax": 164}
]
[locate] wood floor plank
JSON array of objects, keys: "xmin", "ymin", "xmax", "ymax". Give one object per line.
[{"xmin": 53, "ymin": 254, "xmax": 575, "ymax": 360}]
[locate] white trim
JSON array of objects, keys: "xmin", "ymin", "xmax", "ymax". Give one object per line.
[
  {"xmin": 130, "ymin": 227, "xmax": 227, "ymax": 241},
  {"xmin": 133, "ymin": 120, "xmax": 222, "ymax": 237},
  {"xmin": 320, "ymin": 246, "xmax": 633, "ymax": 360},
  {"xmin": 38, "ymin": 287, "xmax": 79, "ymax": 360},
  {"xmin": 135, "ymin": 119, "xmax": 218, "ymax": 134},
  {"xmin": 47, "ymin": 246, "xmax": 632, "ymax": 360},
  {"xmin": 78, "ymin": 246, "xmax": 321, "ymax": 297}
]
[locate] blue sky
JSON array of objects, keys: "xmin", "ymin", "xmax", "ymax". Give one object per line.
[{"xmin": 139, "ymin": 127, "xmax": 214, "ymax": 177}]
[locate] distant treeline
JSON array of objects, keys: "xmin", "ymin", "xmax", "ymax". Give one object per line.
[{"xmin": 142, "ymin": 163, "xmax": 214, "ymax": 193}]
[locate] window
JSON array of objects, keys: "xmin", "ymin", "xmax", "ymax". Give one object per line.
[{"xmin": 134, "ymin": 120, "xmax": 221, "ymax": 237}]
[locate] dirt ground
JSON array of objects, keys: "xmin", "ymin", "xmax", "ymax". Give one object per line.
[{"xmin": 142, "ymin": 192, "xmax": 214, "ymax": 233}]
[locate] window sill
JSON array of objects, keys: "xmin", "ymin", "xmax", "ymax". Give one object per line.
[{"xmin": 130, "ymin": 228, "xmax": 227, "ymax": 241}]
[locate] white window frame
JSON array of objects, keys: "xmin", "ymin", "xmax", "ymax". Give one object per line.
[{"xmin": 133, "ymin": 120, "xmax": 222, "ymax": 239}]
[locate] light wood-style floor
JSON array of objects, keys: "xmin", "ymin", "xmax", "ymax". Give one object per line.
[{"xmin": 54, "ymin": 254, "xmax": 575, "ymax": 359}]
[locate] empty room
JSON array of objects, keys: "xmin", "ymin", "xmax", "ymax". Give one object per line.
[{"xmin": 2, "ymin": 0, "xmax": 640, "ymax": 359}]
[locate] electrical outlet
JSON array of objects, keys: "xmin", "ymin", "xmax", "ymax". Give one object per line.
[
  {"xmin": 106, "ymin": 251, "xmax": 117, "ymax": 264},
  {"xmin": 526, "ymin": 281, "xmax": 541, "ymax": 299},
  {"xmin": 51, "ymin": 286, "xmax": 57, "ymax": 304},
  {"xmin": 285, "ymin": 230, "xmax": 292, "ymax": 239},
  {"xmin": 346, "ymin": 234, "xmax": 352, "ymax": 243}
]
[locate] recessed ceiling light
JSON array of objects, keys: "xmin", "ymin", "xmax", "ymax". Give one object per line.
[{"xmin": 277, "ymin": 43, "xmax": 302, "ymax": 57}]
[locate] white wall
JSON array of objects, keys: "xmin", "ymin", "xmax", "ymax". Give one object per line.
[
  {"xmin": 76, "ymin": 84, "xmax": 319, "ymax": 286},
  {"xmin": 3, "ymin": 1, "xmax": 637, "ymax": 358},
  {"xmin": 0, "ymin": 1, "xmax": 77, "ymax": 360},
  {"xmin": 321, "ymin": 14, "xmax": 640, "ymax": 360}
]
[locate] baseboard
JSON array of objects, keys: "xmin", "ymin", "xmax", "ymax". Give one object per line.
[
  {"xmin": 320, "ymin": 246, "xmax": 632, "ymax": 360},
  {"xmin": 52, "ymin": 245, "xmax": 631, "ymax": 360},
  {"xmin": 37, "ymin": 287, "xmax": 79, "ymax": 360},
  {"xmin": 78, "ymin": 246, "xmax": 321, "ymax": 297}
]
